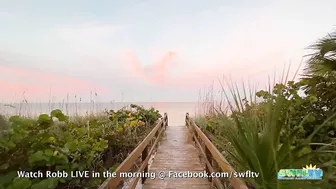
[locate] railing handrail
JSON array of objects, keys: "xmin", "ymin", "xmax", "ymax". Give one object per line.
[
  {"xmin": 99, "ymin": 113, "xmax": 168, "ymax": 189},
  {"xmin": 185, "ymin": 113, "xmax": 248, "ymax": 189}
]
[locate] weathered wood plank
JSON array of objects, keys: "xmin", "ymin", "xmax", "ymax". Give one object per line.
[
  {"xmin": 99, "ymin": 114, "xmax": 167, "ymax": 189},
  {"xmin": 186, "ymin": 113, "xmax": 248, "ymax": 189},
  {"xmin": 143, "ymin": 126, "xmax": 211, "ymax": 189}
]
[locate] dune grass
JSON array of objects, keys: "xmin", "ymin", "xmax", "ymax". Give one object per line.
[{"xmin": 195, "ymin": 73, "xmax": 336, "ymax": 188}]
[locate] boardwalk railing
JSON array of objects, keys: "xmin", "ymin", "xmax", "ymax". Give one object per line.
[
  {"xmin": 185, "ymin": 113, "xmax": 248, "ymax": 189},
  {"xmin": 99, "ymin": 113, "xmax": 168, "ymax": 189}
]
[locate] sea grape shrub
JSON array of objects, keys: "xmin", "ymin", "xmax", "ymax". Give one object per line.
[
  {"xmin": 0, "ymin": 110, "xmax": 109, "ymax": 189},
  {"xmin": 223, "ymin": 80, "xmax": 334, "ymax": 146},
  {"xmin": 0, "ymin": 105, "xmax": 162, "ymax": 189},
  {"xmin": 139, "ymin": 105, "xmax": 161, "ymax": 125},
  {"xmin": 254, "ymin": 80, "xmax": 335, "ymax": 146},
  {"xmin": 0, "ymin": 115, "xmax": 8, "ymax": 131},
  {"xmin": 103, "ymin": 104, "xmax": 162, "ymax": 168},
  {"xmin": 107, "ymin": 104, "xmax": 161, "ymax": 126}
]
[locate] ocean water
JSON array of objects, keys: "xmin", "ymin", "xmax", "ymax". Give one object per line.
[{"xmin": 0, "ymin": 102, "xmax": 205, "ymax": 126}]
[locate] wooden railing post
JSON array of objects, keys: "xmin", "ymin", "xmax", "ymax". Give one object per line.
[
  {"xmin": 184, "ymin": 112, "xmax": 248, "ymax": 189},
  {"xmin": 186, "ymin": 113, "xmax": 195, "ymax": 143},
  {"xmin": 142, "ymin": 145, "xmax": 148, "ymax": 184},
  {"xmin": 153, "ymin": 122, "xmax": 160, "ymax": 152},
  {"xmin": 99, "ymin": 118, "xmax": 166, "ymax": 189},
  {"xmin": 205, "ymin": 146, "xmax": 212, "ymax": 182},
  {"xmin": 164, "ymin": 113, "xmax": 168, "ymax": 128},
  {"xmin": 211, "ymin": 159, "xmax": 219, "ymax": 187},
  {"xmin": 185, "ymin": 113, "xmax": 188, "ymax": 128}
]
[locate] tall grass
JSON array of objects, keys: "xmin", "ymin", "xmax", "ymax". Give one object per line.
[
  {"xmin": 0, "ymin": 91, "xmax": 109, "ymax": 118},
  {"xmin": 195, "ymin": 71, "xmax": 336, "ymax": 188}
]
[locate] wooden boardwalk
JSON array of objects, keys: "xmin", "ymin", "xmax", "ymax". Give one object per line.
[
  {"xmin": 143, "ymin": 126, "xmax": 211, "ymax": 189},
  {"xmin": 98, "ymin": 113, "xmax": 248, "ymax": 189}
]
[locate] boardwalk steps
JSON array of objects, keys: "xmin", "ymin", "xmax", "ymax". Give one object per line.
[
  {"xmin": 143, "ymin": 126, "xmax": 211, "ymax": 189},
  {"xmin": 99, "ymin": 113, "xmax": 248, "ymax": 189}
]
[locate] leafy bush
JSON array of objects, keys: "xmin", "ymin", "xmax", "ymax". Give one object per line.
[
  {"xmin": 196, "ymin": 81, "xmax": 336, "ymax": 188},
  {"xmin": 254, "ymin": 80, "xmax": 335, "ymax": 146},
  {"xmin": 195, "ymin": 30, "xmax": 336, "ymax": 186},
  {"xmin": 0, "ymin": 115, "xmax": 8, "ymax": 131},
  {"xmin": 0, "ymin": 105, "xmax": 162, "ymax": 189},
  {"xmin": 193, "ymin": 30, "xmax": 336, "ymax": 188},
  {"xmin": 106, "ymin": 104, "xmax": 161, "ymax": 126}
]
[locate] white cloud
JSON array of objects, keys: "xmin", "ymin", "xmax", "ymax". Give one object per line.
[
  {"xmin": 42, "ymin": 22, "xmax": 132, "ymax": 56},
  {"xmin": 54, "ymin": 22, "xmax": 130, "ymax": 42},
  {"xmin": 0, "ymin": 11, "xmax": 13, "ymax": 21}
]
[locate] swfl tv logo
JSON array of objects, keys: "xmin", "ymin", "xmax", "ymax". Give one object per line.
[{"xmin": 277, "ymin": 164, "xmax": 323, "ymax": 180}]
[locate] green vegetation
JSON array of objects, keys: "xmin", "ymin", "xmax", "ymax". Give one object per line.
[
  {"xmin": 196, "ymin": 30, "xmax": 336, "ymax": 188},
  {"xmin": 0, "ymin": 104, "xmax": 161, "ymax": 189}
]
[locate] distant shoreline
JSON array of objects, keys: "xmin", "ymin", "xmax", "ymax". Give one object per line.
[
  {"xmin": 0, "ymin": 101, "xmax": 203, "ymax": 120},
  {"xmin": 0, "ymin": 101, "xmax": 199, "ymax": 104}
]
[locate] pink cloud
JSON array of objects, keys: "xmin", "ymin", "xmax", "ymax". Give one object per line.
[
  {"xmin": 120, "ymin": 49, "xmax": 220, "ymax": 90},
  {"xmin": 0, "ymin": 65, "xmax": 107, "ymax": 101},
  {"xmin": 121, "ymin": 50, "xmax": 177, "ymax": 86},
  {"xmin": 120, "ymin": 47, "xmax": 303, "ymax": 92}
]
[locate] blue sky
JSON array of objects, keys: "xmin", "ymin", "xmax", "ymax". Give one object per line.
[{"xmin": 0, "ymin": 0, "xmax": 335, "ymax": 103}]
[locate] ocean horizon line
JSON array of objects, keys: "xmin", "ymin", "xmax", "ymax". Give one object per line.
[{"xmin": 0, "ymin": 101, "xmax": 201, "ymax": 104}]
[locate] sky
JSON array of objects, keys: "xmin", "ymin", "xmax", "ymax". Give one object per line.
[{"xmin": 0, "ymin": 0, "xmax": 335, "ymax": 103}]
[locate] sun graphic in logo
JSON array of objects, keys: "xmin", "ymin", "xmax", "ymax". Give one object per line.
[{"xmin": 303, "ymin": 164, "xmax": 319, "ymax": 170}]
